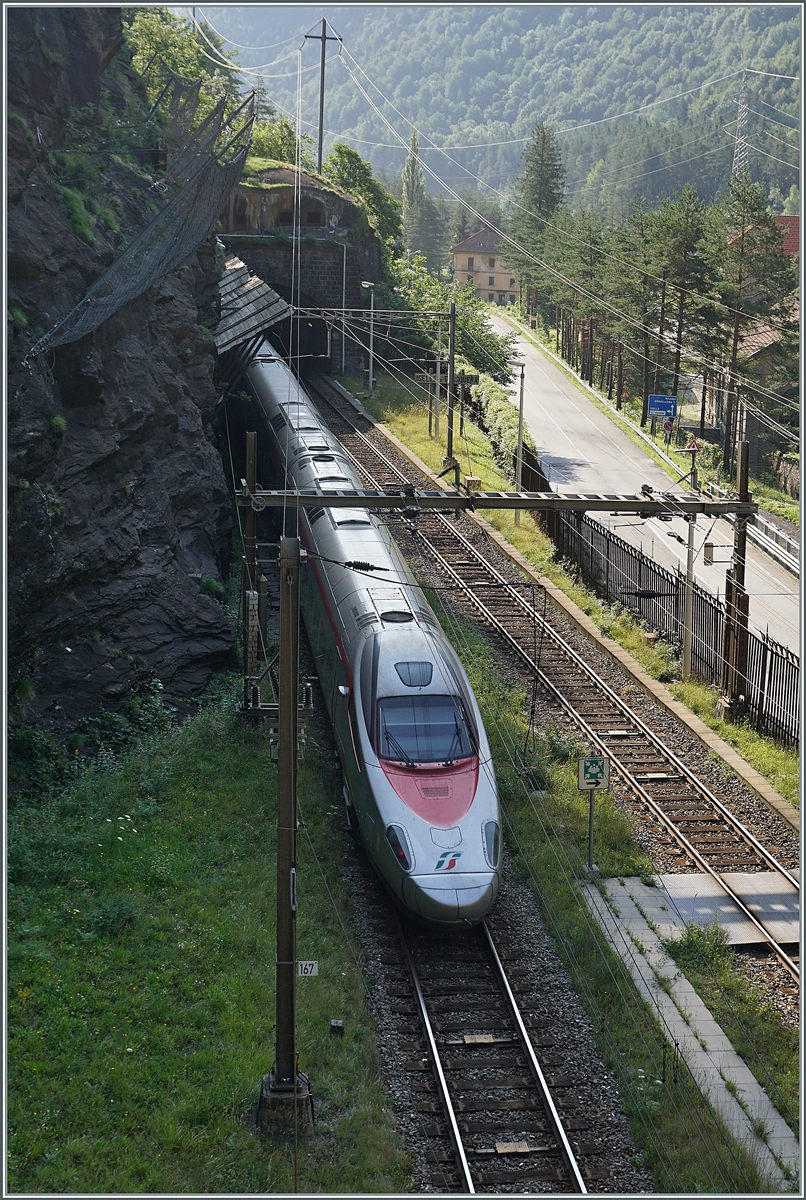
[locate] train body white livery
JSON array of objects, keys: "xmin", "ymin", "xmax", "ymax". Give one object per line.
[{"xmin": 243, "ymin": 349, "xmax": 501, "ymax": 928}]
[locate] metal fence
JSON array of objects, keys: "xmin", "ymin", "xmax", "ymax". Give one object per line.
[{"xmin": 550, "ymin": 512, "xmax": 799, "ymax": 747}]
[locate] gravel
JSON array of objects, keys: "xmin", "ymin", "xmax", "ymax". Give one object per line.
[{"xmin": 291, "ymin": 386, "xmax": 798, "ymax": 1191}]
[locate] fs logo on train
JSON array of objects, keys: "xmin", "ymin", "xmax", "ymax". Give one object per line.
[
  {"xmin": 578, "ymin": 756, "xmax": 610, "ymax": 790},
  {"xmin": 435, "ymin": 850, "xmax": 463, "ymax": 871}
]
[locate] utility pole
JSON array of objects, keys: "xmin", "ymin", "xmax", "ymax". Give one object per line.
[
  {"xmin": 717, "ymin": 440, "xmax": 751, "ymax": 719},
  {"xmin": 732, "ymin": 73, "xmax": 749, "ymax": 176},
  {"xmin": 243, "ymin": 432, "xmax": 258, "ymax": 708},
  {"xmin": 304, "ymin": 19, "xmax": 342, "ymax": 173},
  {"xmin": 682, "ymin": 514, "xmax": 696, "ymax": 681},
  {"xmin": 445, "ymin": 301, "xmax": 456, "ymax": 465},
  {"xmin": 514, "ymin": 360, "xmax": 525, "ymax": 528},
  {"xmin": 435, "ymin": 321, "xmax": 442, "ymax": 439},
  {"xmin": 258, "ymin": 537, "xmax": 314, "ymax": 1134},
  {"xmin": 341, "ymin": 242, "xmax": 346, "ymax": 374},
  {"xmin": 361, "ymin": 281, "xmax": 375, "ymax": 392}
]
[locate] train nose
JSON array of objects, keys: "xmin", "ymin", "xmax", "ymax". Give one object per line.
[{"xmin": 403, "ymin": 872, "xmax": 498, "ymax": 926}]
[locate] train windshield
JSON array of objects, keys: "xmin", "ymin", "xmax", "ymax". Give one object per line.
[{"xmin": 377, "ymin": 695, "xmax": 475, "ymax": 765}]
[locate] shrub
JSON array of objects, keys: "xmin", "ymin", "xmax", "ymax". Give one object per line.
[
  {"xmin": 8, "ymin": 305, "xmax": 28, "ymax": 328},
  {"xmin": 203, "ymin": 577, "xmax": 225, "ymax": 601},
  {"xmin": 49, "ymin": 414, "xmax": 67, "ymax": 436},
  {"xmin": 59, "ymin": 187, "xmax": 96, "ymax": 245}
]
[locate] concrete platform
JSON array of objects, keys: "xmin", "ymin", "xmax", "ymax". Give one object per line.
[
  {"xmin": 584, "ymin": 878, "xmax": 800, "ymax": 1188},
  {"xmin": 617, "ymin": 872, "xmax": 800, "ymax": 947}
]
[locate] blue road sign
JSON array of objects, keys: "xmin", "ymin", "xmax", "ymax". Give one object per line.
[{"xmin": 648, "ymin": 394, "xmax": 677, "ymax": 418}]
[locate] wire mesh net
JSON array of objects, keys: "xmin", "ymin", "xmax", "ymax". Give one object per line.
[{"xmin": 26, "ymin": 72, "xmax": 255, "ymax": 360}]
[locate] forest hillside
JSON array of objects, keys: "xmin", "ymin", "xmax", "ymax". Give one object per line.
[{"xmin": 203, "ymin": 4, "xmax": 800, "ymax": 215}]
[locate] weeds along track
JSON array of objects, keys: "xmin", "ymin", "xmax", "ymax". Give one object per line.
[{"xmin": 304, "ymin": 375, "xmax": 799, "ymax": 983}]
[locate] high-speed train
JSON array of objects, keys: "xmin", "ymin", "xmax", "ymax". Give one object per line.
[{"xmin": 243, "ymin": 347, "xmax": 501, "ymax": 928}]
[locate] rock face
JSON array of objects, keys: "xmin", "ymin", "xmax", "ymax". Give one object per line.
[{"xmin": 7, "ymin": 8, "xmax": 235, "ymax": 737}]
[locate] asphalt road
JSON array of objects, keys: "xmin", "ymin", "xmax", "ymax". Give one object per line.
[{"xmin": 488, "ymin": 314, "xmax": 800, "ymax": 653}]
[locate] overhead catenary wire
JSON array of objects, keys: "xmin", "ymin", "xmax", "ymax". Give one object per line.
[{"xmin": 407, "ymin": 542, "xmax": 755, "ymax": 1189}]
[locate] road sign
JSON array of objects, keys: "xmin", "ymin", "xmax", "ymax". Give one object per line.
[
  {"xmin": 297, "ymin": 960, "xmax": 319, "ymax": 977},
  {"xmin": 648, "ymin": 394, "xmax": 677, "ymax": 418},
  {"xmin": 686, "ymin": 438, "xmax": 700, "ymax": 453},
  {"xmin": 578, "ymin": 756, "xmax": 610, "ymax": 790},
  {"xmin": 663, "ymin": 419, "xmax": 674, "ymax": 433}
]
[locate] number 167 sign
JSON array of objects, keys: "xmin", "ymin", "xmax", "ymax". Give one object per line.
[{"xmin": 578, "ymin": 756, "xmax": 610, "ymax": 790}]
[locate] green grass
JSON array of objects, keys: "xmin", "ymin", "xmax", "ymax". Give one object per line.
[
  {"xmin": 664, "ymin": 924, "xmax": 798, "ymax": 1135},
  {"xmin": 423, "ymin": 607, "xmax": 786, "ymax": 1193},
  {"xmin": 7, "ymin": 679, "xmax": 412, "ymax": 1193},
  {"xmin": 669, "ymin": 682, "xmax": 798, "ymax": 807},
  {"xmin": 348, "ymin": 371, "xmax": 798, "ymax": 803},
  {"xmin": 58, "ymin": 186, "xmax": 97, "ymax": 246}
]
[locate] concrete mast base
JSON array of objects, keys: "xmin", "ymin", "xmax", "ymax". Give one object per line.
[{"xmin": 257, "ymin": 1069, "xmax": 315, "ymax": 1134}]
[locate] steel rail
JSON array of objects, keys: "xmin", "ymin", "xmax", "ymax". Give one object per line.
[
  {"xmin": 423, "ymin": 517, "xmax": 799, "ymax": 892},
  {"xmin": 415, "ymin": 526, "xmax": 800, "ymax": 983},
  {"xmin": 314, "ymin": 383, "xmax": 797, "ymax": 881},
  {"xmin": 482, "ymin": 922, "xmax": 588, "ymax": 1194},
  {"xmin": 397, "ymin": 922, "xmax": 475, "ymax": 1193},
  {"xmin": 308, "ymin": 380, "xmax": 799, "ymax": 978}
]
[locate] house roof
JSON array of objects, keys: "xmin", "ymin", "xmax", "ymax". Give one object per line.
[
  {"xmin": 775, "ymin": 215, "xmax": 799, "ymax": 257},
  {"xmin": 452, "ymin": 226, "xmax": 504, "ymax": 255},
  {"xmin": 740, "ymin": 295, "xmax": 799, "ymax": 358}
]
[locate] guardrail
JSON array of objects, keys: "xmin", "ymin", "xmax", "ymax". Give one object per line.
[
  {"xmin": 551, "ymin": 510, "xmax": 799, "ymax": 747},
  {"xmin": 505, "ymin": 316, "xmax": 801, "ymax": 579},
  {"xmin": 702, "ymin": 481, "xmax": 799, "ymax": 577}
]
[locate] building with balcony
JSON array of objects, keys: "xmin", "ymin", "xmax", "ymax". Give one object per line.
[{"xmin": 452, "ymin": 227, "xmax": 517, "ymax": 305}]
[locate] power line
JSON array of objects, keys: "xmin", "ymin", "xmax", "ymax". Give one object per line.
[{"xmin": 338, "ymin": 47, "xmax": 797, "ymax": 415}]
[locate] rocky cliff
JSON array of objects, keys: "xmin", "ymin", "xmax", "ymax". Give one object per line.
[{"xmin": 7, "ymin": 8, "xmax": 235, "ymax": 750}]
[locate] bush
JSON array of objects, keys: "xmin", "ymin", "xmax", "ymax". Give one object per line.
[
  {"xmin": 468, "ymin": 375, "xmax": 539, "ymax": 479},
  {"xmin": 203, "ymin": 577, "xmax": 225, "ymax": 601},
  {"xmin": 59, "ymin": 187, "xmax": 97, "ymax": 245},
  {"xmin": 49, "ymin": 414, "xmax": 67, "ymax": 436}
]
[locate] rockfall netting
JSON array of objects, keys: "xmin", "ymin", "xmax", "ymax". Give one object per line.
[{"xmin": 26, "ymin": 73, "xmax": 255, "ymax": 360}]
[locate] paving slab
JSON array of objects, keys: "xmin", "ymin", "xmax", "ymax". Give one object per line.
[
  {"xmin": 618, "ymin": 873, "xmax": 799, "ymax": 946},
  {"xmin": 584, "ymin": 878, "xmax": 800, "ymax": 1187}
]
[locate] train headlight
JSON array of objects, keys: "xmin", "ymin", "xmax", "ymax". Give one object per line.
[
  {"xmin": 483, "ymin": 821, "xmax": 501, "ymax": 869},
  {"xmin": 385, "ymin": 824, "xmax": 414, "ymax": 872}
]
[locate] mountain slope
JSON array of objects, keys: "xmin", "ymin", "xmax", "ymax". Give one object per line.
[{"xmin": 205, "ymin": 4, "xmax": 800, "ymax": 211}]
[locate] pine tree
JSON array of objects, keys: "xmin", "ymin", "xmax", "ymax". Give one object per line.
[
  {"xmin": 401, "ymin": 133, "xmax": 444, "ymax": 273},
  {"xmin": 402, "ymin": 133, "xmax": 428, "ymax": 252},
  {"xmin": 650, "ymin": 184, "xmax": 715, "ymax": 397},
  {"xmin": 705, "ymin": 169, "xmax": 795, "ymax": 471},
  {"xmin": 508, "ymin": 124, "xmax": 566, "ymax": 314},
  {"xmin": 513, "ymin": 124, "xmax": 565, "ymax": 233}
]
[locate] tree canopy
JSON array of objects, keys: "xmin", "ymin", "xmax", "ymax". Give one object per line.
[{"xmin": 322, "ymin": 145, "xmax": 401, "ymax": 244}]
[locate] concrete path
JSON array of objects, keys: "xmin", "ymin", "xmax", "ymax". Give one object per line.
[
  {"xmin": 583, "ymin": 878, "xmax": 800, "ymax": 1189},
  {"xmin": 488, "ymin": 314, "xmax": 800, "ymax": 652},
  {"xmin": 627, "ymin": 872, "xmax": 800, "ymax": 947}
]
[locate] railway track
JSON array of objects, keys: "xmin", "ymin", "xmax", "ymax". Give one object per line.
[
  {"xmin": 304, "ymin": 375, "xmax": 799, "ymax": 982},
  {"xmin": 389, "ymin": 913, "xmax": 594, "ymax": 1192}
]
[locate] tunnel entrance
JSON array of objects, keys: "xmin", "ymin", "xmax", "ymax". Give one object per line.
[{"xmin": 264, "ymin": 284, "xmax": 330, "ymax": 363}]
